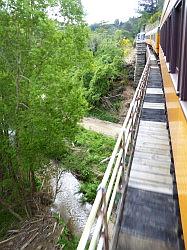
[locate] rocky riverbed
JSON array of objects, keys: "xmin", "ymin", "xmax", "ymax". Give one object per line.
[{"xmin": 51, "ymin": 171, "xmax": 92, "ymax": 236}]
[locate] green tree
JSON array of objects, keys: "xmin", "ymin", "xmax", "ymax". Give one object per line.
[
  {"xmin": 114, "ymin": 19, "xmax": 120, "ymax": 27},
  {"xmin": 137, "ymin": 0, "xmax": 163, "ymax": 29},
  {"xmin": 138, "ymin": 0, "xmax": 158, "ymax": 13},
  {"xmin": 0, "ymin": 0, "xmax": 90, "ymax": 217},
  {"xmin": 84, "ymin": 29, "xmax": 124, "ymax": 105}
]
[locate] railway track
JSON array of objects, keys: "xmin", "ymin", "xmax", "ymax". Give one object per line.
[{"xmin": 116, "ymin": 53, "xmax": 181, "ymax": 250}]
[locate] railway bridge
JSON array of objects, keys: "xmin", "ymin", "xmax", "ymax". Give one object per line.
[{"xmin": 77, "ymin": 47, "xmax": 184, "ymax": 250}]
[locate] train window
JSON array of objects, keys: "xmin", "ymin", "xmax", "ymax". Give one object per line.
[
  {"xmin": 161, "ymin": 26, "xmax": 164, "ymax": 54},
  {"xmin": 160, "ymin": 23, "xmax": 166, "ymax": 55},
  {"xmin": 169, "ymin": 2, "xmax": 183, "ymax": 74},
  {"xmin": 161, "ymin": 24, "xmax": 166, "ymax": 55},
  {"xmin": 178, "ymin": 1, "xmax": 187, "ymax": 101},
  {"xmin": 166, "ymin": 17, "xmax": 171, "ymax": 62},
  {"xmin": 177, "ymin": 0, "xmax": 187, "ymax": 101},
  {"xmin": 176, "ymin": 1, "xmax": 184, "ymax": 95},
  {"xmin": 164, "ymin": 23, "xmax": 167, "ymax": 54},
  {"xmin": 176, "ymin": 1, "xmax": 183, "ymax": 71},
  {"xmin": 170, "ymin": 11, "xmax": 177, "ymax": 72}
]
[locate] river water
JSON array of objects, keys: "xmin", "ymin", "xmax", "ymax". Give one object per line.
[{"xmin": 51, "ymin": 171, "xmax": 92, "ymax": 236}]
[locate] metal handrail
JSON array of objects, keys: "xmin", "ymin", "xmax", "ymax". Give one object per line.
[{"xmin": 77, "ymin": 47, "xmax": 151, "ymax": 250}]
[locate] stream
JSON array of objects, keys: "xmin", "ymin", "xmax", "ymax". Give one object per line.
[{"xmin": 51, "ymin": 171, "xmax": 92, "ymax": 236}]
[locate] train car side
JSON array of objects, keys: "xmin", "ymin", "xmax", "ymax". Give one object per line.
[
  {"xmin": 159, "ymin": 0, "xmax": 187, "ymax": 248},
  {"xmin": 145, "ymin": 28, "xmax": 160, "ymax": 55},
  {"xmin": 159, "ymin": 46, "xmax": 187, "ymax": 250}
]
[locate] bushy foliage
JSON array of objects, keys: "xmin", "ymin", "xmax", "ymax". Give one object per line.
[
  {"xmin": 88, "ymin": 107, "xmax": 119, "ymax": 123},
  {"xmin": 121, "ymin": 38, "xmax": 133, "ymax": 57},
  {"xmin": 119, "ymin": 17, "xmax": 141, "ymax": 38},
  {"xmin": 56, "ymin": 215, "xmax": 79, "ymax": 249},
  {"xmin": 83, "ymin": 29, "xmax": 129, "ymax": 106},
  {"xmin": 148, "ymin": 10, "xmax": 162, "ymax": 24},
  {"xmin": 61, "ymin": 128, "xmax": 115, "ymax": 203}
]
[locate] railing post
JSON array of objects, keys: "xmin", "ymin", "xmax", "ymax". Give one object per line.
[
  {"xmin": 122, "ymin": 130, "xmax": 126, "ymax": 168},
  {"xmin": 121, "ymin": 131, "xmax": 126, "ymax": 191},
  {"xmin": 101, "ymin": 187, "xmax": 109, "ymax": 250}
]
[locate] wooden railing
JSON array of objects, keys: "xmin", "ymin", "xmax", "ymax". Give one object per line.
[{"xmin": 77, "ymin": 48, "xmax": 151, "ymax": 250}]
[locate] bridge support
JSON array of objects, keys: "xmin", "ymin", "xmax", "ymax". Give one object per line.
[{"xmin": 134, "ymin": 41, "xmax": 146, "ymax": 87}]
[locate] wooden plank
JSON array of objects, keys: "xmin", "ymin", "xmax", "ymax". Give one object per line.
[
  {"xmin": 138, "ymin": 128, "xmax": 168, "ymax": 137},
  {"xmin": 138, "ymin": 125, "xmax": 168, "ymax": 133},
  {"xmin": 135, "ymin": 146, "xmax": 170, "ymax": 156},
  {"xmin": 139, "ymin": 126, "xmax": 169, "ymax": 137},
  {"xmin": 146, "ymin": 88, "xmax": 163, "ymax": 95},
  {"xmin": 133, "ymin": 151, "xmax": 171, "ymax": 163},
  {"xmin": 139, "ymin": 120, "xmax": 166, "ymax": 128},
  {"xmin": 117, "ymin": 231, "xmax": 177, "ymax": 250},
  {"xmin": 131, "ymin": 163, "xmax": 170, "ymax": 176},
  {"xmin": 138, "ymin": 124, "xmax": 168, "ymax": 132},
  {"xmin": 137, "ymin": 130, "xmax": 169, "ymax": 140},
  {"xmin": 136, "ymin": 140, "xmax": 169, "ymax": 148},
  {"xmin": 129, "ymin": 170, "xmax": 172, "ymax": 185},
  {"xmin": 139, "ymin": 124, "xmax": 168, "ymax": 132},
  {"xmin": 128, "ymin": 179, "xmax": 173, "ymax": 195},
  {"xmin": 143, "ymin": 102, "xmax": 165, "ymax": 109},
  {"xmin": 132, "ymin": 157, "xmax": 171, "ymax": 168},
  {"xmin": 138, "ymin": 127, "xmax": 168, "ymax": 135},
  {"xmin": 135, "ymin": 141, "xmax": 170, "ymax": 150},
  {"xmin": 138, "ymin": 126, "xmax": 169, "ymax": 135},
  {"xmin": 136, "ymin": 136, "xmax": 170, "ymax": 145}
]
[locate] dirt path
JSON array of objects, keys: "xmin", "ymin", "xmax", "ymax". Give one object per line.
[
  {"xmin": 81, "ymin": 84, "xmax": 135, "ymax": 138},
  {"xmin": 118, "ymin": 84, "xmax": 135, "ymax": 124},
  {"xmin": 81, "ymin": 117, "xmax": 122, "ymax": 138}
]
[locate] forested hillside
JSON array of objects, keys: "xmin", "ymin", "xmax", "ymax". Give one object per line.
[{"xmin": 90, "ymin": 0, "xmax": 164, "ymax": 38}]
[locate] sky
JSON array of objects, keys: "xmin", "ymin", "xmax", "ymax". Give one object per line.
[{"xmin": 81, "ymin": 0, "xmax": 139, "ymax": 24}]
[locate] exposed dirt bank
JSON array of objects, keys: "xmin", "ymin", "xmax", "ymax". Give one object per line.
[
  {"xmin": 81, "ymin": 117, "xmax": 122, "ymax": 138},
  {"xmin": 118, "ymin": 84, "xmax": 135, "ymax": 124}
]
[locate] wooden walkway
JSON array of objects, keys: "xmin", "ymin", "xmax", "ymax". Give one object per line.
[{"xmin": 116, "ymin": 54, "xmax": 179, "ymax": 249}]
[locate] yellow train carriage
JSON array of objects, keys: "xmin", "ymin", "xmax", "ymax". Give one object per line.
[
  {"xmin": 145, "ymin": 27, "xmax": 160, "ymax": 55},
  {"xmin": 159, "ymin": 0, "xmax": 187, "ymax": 248}
]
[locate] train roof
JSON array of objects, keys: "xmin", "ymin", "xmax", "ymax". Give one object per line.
[
  {"xmin": 145, "ymin": 27, "xmax": 159, "ymax": 36},
  {"xmin": 160, "ymin": 0, "xmax": 179, "ymax": 27}
]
